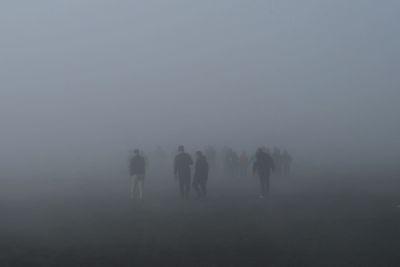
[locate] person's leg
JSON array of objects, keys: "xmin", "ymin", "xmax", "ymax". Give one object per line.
[
  {"xmin": 259, "ymin": 176, "xmax": 266, "ymax": 197},
  {"xmin": 138, "ymin": 174, "xmax": 144, "ymax": 200},
  {"xmin": 133, "ymin": 176, "xmax": 139, "ymax": 199},
  {"xmin": 179, "ymin": 177, "xmax": 185, "ymax": 198},
  {"xmin": 130, "ymin": 176, "xmax": 135, "ymax": 199},
  {"xmin": 265, "ymin": 175, "xmax": 270, "ymax": 195}
]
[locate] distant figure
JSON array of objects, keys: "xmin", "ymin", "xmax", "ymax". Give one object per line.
[
  {"xmin": 253, "ymin": 148, "xmax": 275, "ymax": 198},
  {"xmin": 281, "ymin": 150, "xmax": 293, "ymax": 176},
  {"xmin": 239, "ymin": 151, "xmax": 249, "ymax": 177},
  {"xmin": 192, "ymin": 151, "xmax": 209, "ymax": 198},
  {"xmin": 129, "ymin": 149, "xmax": 146, "ymax": 201},
  {"xmin": 174, "ymin": 145, "xmax": 193, "ymax": 199}
]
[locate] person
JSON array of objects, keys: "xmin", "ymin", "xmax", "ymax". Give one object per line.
[
  {"xmin": 281, "ymin": 150, "xmax": 293, "ymax": 176},
  {"xmin": 174, "ymin": 145, "xmax": 193, "ymax": 199},
  {"xmin": 253, "ymin": 147, "xmax": 275, "ymax": 198},
  {"xmin": 192, "ymin": 151, "xmax": 209, "ymax": 198},
  {"xmin": 129, "ymin": 149, "xmax": 146, "ymax": 201}
]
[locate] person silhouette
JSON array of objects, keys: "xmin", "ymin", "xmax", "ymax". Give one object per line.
[
  {"xmin": 129, "ymin": 149, "xmax": 146, "ymax": 201},
  {"xmin": 174, "ymin": 145, "xmax": 193, "ymax": 199},
  {"xmin": 253, "ymin": 147, "xmax": 275, "ymax": 198}
]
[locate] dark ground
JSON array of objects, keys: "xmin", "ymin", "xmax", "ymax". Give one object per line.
[{"xmin": 1, "ymin": 169, "xmax": 400, "ymax": 267}]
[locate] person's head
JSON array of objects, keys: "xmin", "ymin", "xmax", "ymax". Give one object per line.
[
  {"xmin": 178, "ymin": 145, "xmax": 185, "ymax": 153},
  {"xmin": 134, "ymin": 149, "xmax": 140, "ymax": 156}
]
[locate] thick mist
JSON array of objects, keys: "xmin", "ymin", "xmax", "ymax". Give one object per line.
[
  {"xmin": 2, "ymin": 2, "xmax": 400, "ymax": 266},
  {"xmin": 1, "ymin": 0, "xmax": 399, "ymax": 177}
]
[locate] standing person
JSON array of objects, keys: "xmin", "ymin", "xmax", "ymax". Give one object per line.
[
  {"xmin": 174, "ymin": 145, "xmax": 193, "ymax": 199},
  {"xmin": 192, "ymin": 151, "xmax": 209, "ymax": 198},
  {"xmin": 253, "ymin": 148, "xmax": 275, "ymax": 198},
  {"xmin": 129, "ymin": 149, "xmax": 146, "ymax": 201}
]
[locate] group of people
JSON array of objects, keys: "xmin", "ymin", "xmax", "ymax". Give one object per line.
[
  {"xmin": 129, "ymin": 145, "xmax": 292, "ymax": 201},
  {"xmin": 222, "ymin": 147, "xmax": 292, "ymax": 179}
]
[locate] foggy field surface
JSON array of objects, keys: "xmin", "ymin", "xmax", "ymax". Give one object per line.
[{"xmin": 1, "ymin": 170, "xmax": 400, "ymax": 267}]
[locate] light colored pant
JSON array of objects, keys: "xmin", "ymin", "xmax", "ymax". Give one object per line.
[{"xmin": 130, "ymin": 174, "xmax": 145, "ymax": 200}]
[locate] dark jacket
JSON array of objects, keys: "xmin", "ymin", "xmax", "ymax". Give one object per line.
[
  {"xmin": 130, "ymin": 155, "xmax": 146, "ymax": 176},
  {"xmin": 194, "ymin": 156, "xmax": 209, "ymax": 182},
  {"xmin": 174, "ymin": 152, "xmax": 193, "ymax": 178},
  {"xmin": 253, "ymin": 151, "xmax": 274, "ymax": 177}
]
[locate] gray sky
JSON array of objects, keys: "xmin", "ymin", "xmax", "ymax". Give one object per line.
[{"xmin": 1, "ymin": 0, "xmax": 399, "ymax": 173}]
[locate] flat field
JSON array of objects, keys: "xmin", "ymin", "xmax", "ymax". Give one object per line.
[{"xmin": 1, "ymin": 170, "xmax": 399, "ymax": 266}]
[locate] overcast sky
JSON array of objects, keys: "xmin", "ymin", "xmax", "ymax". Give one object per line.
[{"xmin": 1, "ymin": 0, "xmax": 399, "ymax": 174}]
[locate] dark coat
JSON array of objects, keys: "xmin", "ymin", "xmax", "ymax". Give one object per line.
[
  {"xmin": 174, "ymin": 152, "xmax": 193, "ymax": 178},
  {"xmin": 130, "ymin": 155, "xmax": 146, "ymax": 176},
  {"xmin": 253, "ymin": 151, "xmax": 274, "ymax": 177},
  {"xmin": 194, "ymin": 156, "xmax": 209, "ymax": 182}
]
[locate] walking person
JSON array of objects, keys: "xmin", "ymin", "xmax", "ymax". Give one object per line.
[
  {"xmin": 253, "ymin": 148, "xmax": 275, "ymax": 198},
  {"xmin": 174, "ymin": 145, "xmax": 193, "ymax": 199},
  {"xmin": 192, "ymin": 151, "xmax": 209, "ymax": 198},
  {"xmin": 129, "ymin": 149, "xmax": 146, "ymax": 201}
]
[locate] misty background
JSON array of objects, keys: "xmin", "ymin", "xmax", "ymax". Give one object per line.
[{"xmin": 1, "ymin": 0, "xmax": 399, "ymax": 179}]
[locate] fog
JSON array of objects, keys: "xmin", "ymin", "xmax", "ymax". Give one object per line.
[
  {"xmin": 2, "ymin": 1, "xmax": 400, "ymax": 266},
  {"xmin": 1, "ymin": 0, "xmax": 399, "ymax": 176}
]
